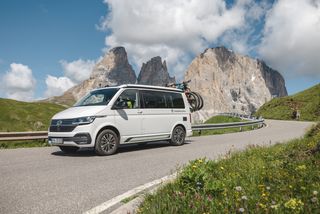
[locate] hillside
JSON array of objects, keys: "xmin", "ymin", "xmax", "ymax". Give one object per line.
[
  {"xmin": 0, "ymin": 98, "xmax": 66, "ymax": 132},
  {"xmin": 139, "ymin": 123, "xmax": 320, "ymax": 213},
  {"xmin": 255, "ymin": 84, "xmax": 320, "ymax": 121}
]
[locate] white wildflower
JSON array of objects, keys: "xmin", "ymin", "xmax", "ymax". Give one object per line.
[
  {"xmin": 241, "ymin": 195, "xmax": 248, "ymax": 200},
  {"xmin": 235, "ymin": 186, "xmax": 242, "ymax": 192}
]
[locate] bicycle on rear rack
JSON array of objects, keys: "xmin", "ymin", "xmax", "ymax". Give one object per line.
[{"xmin": 166, "ymin": 80, "xmax": 203, "ymax": 112}]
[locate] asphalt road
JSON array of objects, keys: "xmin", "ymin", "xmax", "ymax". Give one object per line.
[{"xmin": 0, "ymin": 120, "xmax": 314, "ymax": 214}]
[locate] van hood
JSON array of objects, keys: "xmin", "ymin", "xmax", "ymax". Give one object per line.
[{"xmin": 52, "ymin": 106, "xmax": 107, "ymax": 119}]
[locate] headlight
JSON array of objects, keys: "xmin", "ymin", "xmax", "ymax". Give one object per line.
[{"xmin": 72, "ymin": 116, "xmax": 96, "ymax": 125}]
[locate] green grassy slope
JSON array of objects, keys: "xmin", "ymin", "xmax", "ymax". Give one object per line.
[
  {"xmin": 255, "ymin": 84, "xmax": 320, "ymax": 121},
  {"xmin": 0, "ymin": 98, "xmax": 66, "ymax": 132},
  {"xmin": 204, "ymin": 115, "xmax": 243, "ymax": 124},
  {"xmin": 139, "ymin": 123, "xmax": 320, "ymax": 213}
]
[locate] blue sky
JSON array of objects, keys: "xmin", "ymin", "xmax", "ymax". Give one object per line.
[
  {"xmin": 0, "ymin": 0, "xmax": 319, "ymax": 101},
  {"xmin": 0, "ymin": 0, "xmax": 106, "ymax": 98}
]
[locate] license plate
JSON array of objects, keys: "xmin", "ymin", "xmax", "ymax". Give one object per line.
[{"xmin": 50, "ymin": 138, "xmax": 63, "ymax": 145}]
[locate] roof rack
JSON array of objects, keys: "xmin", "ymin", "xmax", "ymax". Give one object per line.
[{"xmin": 120, "ymin": 84, "xmax": 183, "ymax": 92}]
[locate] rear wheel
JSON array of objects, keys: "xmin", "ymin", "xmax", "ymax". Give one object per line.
[
  {"xmin": 95, "ymin": 129, "xmax": 119, "ymax": 156},
  {"xmin": 59, "ymin": 146, "xmax": 79, "ymax": 153},
  {"xmin": 170, "ymin": 126, "xmax": 186, "ymax": 146}
]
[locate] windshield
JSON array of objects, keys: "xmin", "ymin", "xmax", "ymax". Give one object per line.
[{"xmin": 74, "ymin": 88, "xmax": 119, "ymax": 107}]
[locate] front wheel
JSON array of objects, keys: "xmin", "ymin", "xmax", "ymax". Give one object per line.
[
  {"xmin": 170, "ymin": 126, "xmax": 186, "ymax": 146},
  {"xmin": 59, "ymin": 146, "xmax": 79, "ymax": 154},
  {"xmin": 95, "ymin": 129, "xmax": 119, "ymax": 156}
]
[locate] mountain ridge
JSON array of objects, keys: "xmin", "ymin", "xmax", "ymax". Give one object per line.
[{"xmin": 44, "ymin": 46, "xmax": 288, "ymax": 122}]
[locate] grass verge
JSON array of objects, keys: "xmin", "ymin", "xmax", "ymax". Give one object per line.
[
  {"xmin": 0, "ymin": 140, "xmax": 49, "ymax": 149},
  {"xmin": 139, "ymin": 123, "xmax": 320, "ymax": 213}
]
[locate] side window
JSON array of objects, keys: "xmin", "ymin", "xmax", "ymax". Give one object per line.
[
  {"xmin": 114, "ymin": 89, "xmax": 139, "ymax": 109},
  {"xmin": 170, "ymin": 92, "xmax": 185, "ymax": 108},
  {"xmin": 165, "ymin": 93, "xmax": 173, "ymax": 108},
  {"xmin": 141, "ymin": 90, "xmax": 167, "ymax": 108}
]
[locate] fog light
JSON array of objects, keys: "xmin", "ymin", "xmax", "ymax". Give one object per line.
[{"xmin": 73, "ymin": 133, "xmax": 91, "ymax": 145}]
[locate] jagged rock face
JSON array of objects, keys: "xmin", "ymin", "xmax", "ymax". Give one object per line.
[
  {"xmin": 56, "ymin": 47, "xmax": 137, "ymax": 103},
  {"xmin": 137, "ymin": 56, "xmax": 175, "ymax": 86},
  {"xmin": 185, "ymin": 47, "xmax": 287, "ymax": 122}
]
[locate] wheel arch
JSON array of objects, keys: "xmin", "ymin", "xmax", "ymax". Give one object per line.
[
  {"xmin": 170, "ymin": 123, "xmax": 186, "ymax": 137},
  {"xmin": 95, "ymin": 125, "xmax": 120, "ymax": 145}
]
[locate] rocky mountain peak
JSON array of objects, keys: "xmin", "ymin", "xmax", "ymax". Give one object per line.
[
  {"xmin": 94, "ymin": 47, "xmax": 128, "ymax": 69},
  {"xmin": 48, "ymin": 47, "xmax": 137, "ymax": 104},
  {"xmin": 137, "ymin": 56, "xmax": 175, "ymax": 86},
  {"xmin": 185, "ymin": 46, "xmax": 288, "ymax": 122},
  {"xmin": 90, "ymin": 46, "xmax": 136, "ymax": 87}
]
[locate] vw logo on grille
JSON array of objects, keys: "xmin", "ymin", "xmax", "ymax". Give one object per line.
[{"xmin": 56, "ymin": 120, "xmax": 63, "ymax": 126}]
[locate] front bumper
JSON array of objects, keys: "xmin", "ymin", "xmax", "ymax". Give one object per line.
[
  {"xmin": 48, "ymin": 133, "xmax": 92, "ymax": 147},
  {"xmin": 48, "ymin": 122, "xmax": 96, "ymax": 147}
]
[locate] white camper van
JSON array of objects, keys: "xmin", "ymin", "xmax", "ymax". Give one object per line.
[{"xmin": 48, "ymin": 84, "xmax": 192, "ymax": 155}]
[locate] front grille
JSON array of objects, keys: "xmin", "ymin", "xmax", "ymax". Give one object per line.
[
  {"xmin": 50, "ymin": 119, "xmax": 77, "ymax": 132},
  {"xmin": 49, "ymin": 125, "xmax": 76, "ymax": 132},
  {"xmin": 51, "ymin": 119, "xmax": 75, "ymax": 126}
]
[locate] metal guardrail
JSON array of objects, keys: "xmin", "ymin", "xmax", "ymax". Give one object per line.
[
  {"xmin": 0, "ymin": 131, "xmax": 48, "ymax": 141},
  {"xmin": 0, "ymin": 114, "xmax": 264, "ymax": 142},
  {"xmin": 191, "ymin": 119, "xmax": 264, "ymax": 131},
  {"xmin": 217, "ymin": 112, "xmax": 261, "ymax": 121}
]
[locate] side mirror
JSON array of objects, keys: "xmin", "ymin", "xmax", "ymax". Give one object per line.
[{"xmin": 112, "ymin": 99, "xmax": 128, "ymax": 109}]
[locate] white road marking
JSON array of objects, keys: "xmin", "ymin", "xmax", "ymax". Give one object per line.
[{"xmin": 83, "ymin": 173, "xmax": 177, "ymax": 214}]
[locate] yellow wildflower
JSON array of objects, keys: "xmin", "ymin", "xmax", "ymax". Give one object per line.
[
  {"xmin": 296, "ymin": 165, "xmax": 307, "ymax": 171},
  {"xmin": 284, "ymin": 198, "xmax": 304, "ymax": 210},
  {"xmin": 259, "ymin": 203, "xmax": 267, "ymax": 209}
]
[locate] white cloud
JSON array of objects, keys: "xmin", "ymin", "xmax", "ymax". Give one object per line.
[
  {"xmin": 43, "ymin": 58, "xmax": 96, "ymax": 98},
  {"xmin": 44, "ymin": 75, "xmax": 75, "ymax": 97},
  {"xmin": 101, "ymin": 0, "xmax": 262, "ymax": 80},
  {"xmin": 259, "ymin": 0, "xmax": 320, "ymax": 78},
  {"xmin": 2, "ymin": 63, "xmax": 36, "ymax": 101},
  {"xmin": 60, "ymin": 59, "xmax": 95, "ymax": 84}
]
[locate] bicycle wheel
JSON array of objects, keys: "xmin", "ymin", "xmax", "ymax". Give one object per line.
[
  {"xmin": 186, "ymin": 92, "xmax": 198, "ymax": 111},
  {"xmin": 193, "ymin": 92, "xmax": 204, "ymax": 110},
  {"xmin": 189, "ymin": 92, "xmax": 201, "ymax": 111}
]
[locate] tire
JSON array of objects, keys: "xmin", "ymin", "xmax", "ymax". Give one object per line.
[
  {"xmin": 95, "ymin": 129, "xmax": 119, "ymax": 156},
  {"xmin": 170, "ymin": 126, "xmax": 186, "ymax": 146},
  {"xmin": 193, "ymin": 92, "xmax": 204, "ymax": 110},
  {"xmin": 187, "ymin": 92, "xmax": 198, "ymax": 112},
  {"xmin": 59, "ymin": 146, "xmax": 79, "ymax": 153}
]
